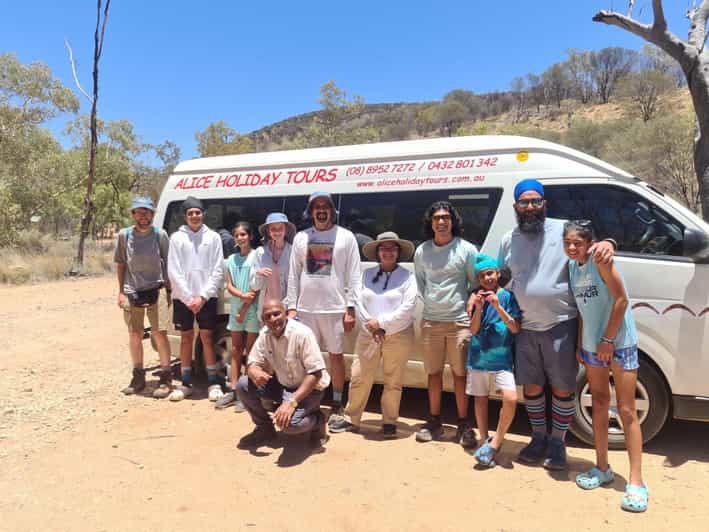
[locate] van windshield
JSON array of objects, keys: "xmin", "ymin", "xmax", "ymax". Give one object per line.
[{"xmin": 163, "ymin": 188, "xmax": 502, "ymax": 258}]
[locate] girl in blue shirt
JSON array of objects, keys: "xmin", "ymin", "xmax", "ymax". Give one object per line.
[{"xmin": 564, "ymin": 220, "xmax": 647, "ymax": 513}]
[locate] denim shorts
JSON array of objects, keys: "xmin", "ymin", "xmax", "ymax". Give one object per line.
[{"xmin": 580, "ymin": 345, "xmax": 639, "ymax": 371}]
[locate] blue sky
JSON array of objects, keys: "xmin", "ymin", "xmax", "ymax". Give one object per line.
[{"xmin": 1, "ymin": 1, "xmax": 689, "ymax": 160}]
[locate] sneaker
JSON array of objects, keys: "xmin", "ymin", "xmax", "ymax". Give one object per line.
[
  {"xmin": 238, "ymin": 425, "xmax": 277, "ymax": 448},
  {"xmin": 327, "ymin": 405, "xmax": 346, "ymax": 430},
  {"xmin": 328, "ymin": 418, "xmax": 359, "ymax": 434},
  {"xmin": 152, "ymin": 371, "xmax": 172, "ymax": 399},
  {"xmin": 208, "ymin": 384, "xmax": 224, "ymax": 402},
  {"xmin": 121, "ymin": 368, "xmax": 146, "ymax": 395},
  {"xmin": 168, "ymin": 384, "xmax": 193, "ymax": 402},
  {"xmin": 380, "ymin": 423, "xmax": 397, "ymax": 439},
  {"xmin": 518, "ymin": 432, "xmax": 548, "ymax": 463},
  {"xmin": 457, "ymin": 421, "xmax": 477, "ymax": 448},
  {"xmin": 543, "ymin": 437, "xmax": 568, "ymax": 470},
  {"xmin": 309, "ymin": 411, "xmax": 328, "ymax": 448},
  {"xmin": 415, "ymin": 417, "xmax": 443, "ymax": 442},
  {"xmin": 233, "ymin": 399, "xmax": 246, "ymax": 413},
  {"xmin": 215, "ymin": 390, "xmax": 236, "ymax": 409}
]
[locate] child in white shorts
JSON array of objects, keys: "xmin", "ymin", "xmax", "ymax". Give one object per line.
[{"xmin": 466, "ymin": 254, "xmax": 522, "ymax": 468}]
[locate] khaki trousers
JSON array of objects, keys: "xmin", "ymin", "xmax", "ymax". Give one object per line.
[{"xmin": 345, "ymin": 326, "xmax": 414, "ymax": 426}]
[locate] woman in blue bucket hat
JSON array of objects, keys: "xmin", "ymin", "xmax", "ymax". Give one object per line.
[{"xmin": 251, "ymin": 213, "xmax": 296, "ymax": 319}]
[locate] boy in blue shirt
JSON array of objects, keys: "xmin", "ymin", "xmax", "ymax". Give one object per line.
[{"xmin": 467, "ymin": 254, "xmax": 522, "ymax": 467}]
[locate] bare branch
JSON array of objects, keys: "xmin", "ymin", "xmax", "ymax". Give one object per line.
[
  {"xmin": 687, "ymin": 0, "xmax": 709, "ymax": 51},
  {"xmin": 96, "ymin": 0, "xmax": 111, "ymax": 61},
  {"xmin": 64, "ymin": 39, "xmax": 91, "ymax": 103},
  {"xmin": 651, "ymin": 0, "xmax": 668, "ymax": 31}
]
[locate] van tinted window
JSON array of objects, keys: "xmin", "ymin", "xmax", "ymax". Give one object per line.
[
  {"xmin": 164, "ymin": 188, "xmax": 501, "ymax": 256},
  {"xmin": 545, "ymin": 184, "xmax": 685, "ymax": 257}
]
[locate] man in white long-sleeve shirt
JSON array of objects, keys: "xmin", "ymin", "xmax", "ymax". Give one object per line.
[
  {"xmin": 287, "ymin": 191, "xmax": 361, "ymax": 430},
  {"xmin": 167, "ymin": 196, "xmax": 225, "ymax": 402}
]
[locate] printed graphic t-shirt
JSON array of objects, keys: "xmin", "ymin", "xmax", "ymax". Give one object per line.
[
  {"xmin": 467, "ymin": 289, "xmax": 522, "ymax": 372},
  {"xmin": 288, "ymin": 226, "xmax": 361, "ymax": 314}
]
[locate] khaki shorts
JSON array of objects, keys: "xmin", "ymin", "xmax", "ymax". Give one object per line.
[
  {"xmin": 421, "ymin": 320, "xmax": 471, "ymax": 377},
  {"xmin": 122, "ymin": 288, "xmax": 170, "ymax": 333}
]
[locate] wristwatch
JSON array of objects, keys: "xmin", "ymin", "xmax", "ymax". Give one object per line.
[{"xmin": 289, "ymin": 398, "xmax": 299, "ymax": 408}]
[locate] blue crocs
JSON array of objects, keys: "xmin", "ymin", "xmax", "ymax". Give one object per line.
[
  {"xmin": 621, "ymin": 483, "xmax": 649, "ymax": 513},
  {"xmin": 474, "ymin": 437, "xmax": 498, "ymax": 468},
  {"xmin": 576, "ymin": 466, "xmax": 614, "ymax": 490}
]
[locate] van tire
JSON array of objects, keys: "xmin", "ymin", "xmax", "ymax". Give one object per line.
[{"xmin": 569, "ymin": 356, "xmax": 670, "ymax": 450}]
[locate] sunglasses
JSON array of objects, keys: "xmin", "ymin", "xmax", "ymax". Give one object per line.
[
  {"xmin": 516, "ymin": 198, "xmax": 544, "ymax": 208},
  {"xmin": 564, "ymin": 219, "xmax": 593, "ymax": 229},
  {"xmin": 432, "ymin": 214, "xmax": 452, "ymax": 222}
]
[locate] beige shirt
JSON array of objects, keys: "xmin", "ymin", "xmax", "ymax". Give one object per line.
[{"xmin": 248, "ymin": 319, "xmax": 331, "ymax": 391}]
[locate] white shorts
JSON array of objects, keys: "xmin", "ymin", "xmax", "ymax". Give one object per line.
[
  {"xmin": 297, "ymin": 312, "xmax": 344, "ymax": 354},
  {"xmin": 466, "ymin": 369, "xmax": 516, "ymax": 396}
]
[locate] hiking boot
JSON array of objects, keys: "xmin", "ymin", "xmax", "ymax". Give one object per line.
[
  {"xmin": 238, "ymin": 425, "xmax": 277, "ymax": 448},
  {"xmin": 121, "ymin": 368, "xmax": 146, "ymax": 395},
  {"xmin": 380, "ymin": 423, "xmax": 397, "ymax": 439},
  {"xmin": 168, "ymin": 384, "xmax": 193, "ymax": 402},
  {"xmin": 152, "ymin": 371, "xmax": 172, "ymax": 399},
  {"xmin": 415, "ymin": 417, "xmax": 443, "ymax": 442},
  {"xmin": 328, "ymin": 418, "xmax": 359, "ymax": 434},
  {"xmin": 215, "ymin": 390, "xmax": 236, "ymax": 409},
  {"xmin": 543, "ymin": 437, "xmax": 568, "ymax": 470},
  {"xmin": 208, "ymin": 384, "xmax": 224, "ymax": 402},
  {"xmin": 327, "ymin": 404, "xmax": 346, "ymax": 430},
  {"xmin": 456, "ymin": 420, "xmax": 477, "ymax": 448},
  {"xmin": 518, "ymin": 432, "xmax": 548, "ymax": 464},
  {"xmin": 233, "ymin": 399, "xmax": 246, "ymax": 413},
  {"xmin": 309, "ymin": 411, "xmax": 328, "ymax": 448}
]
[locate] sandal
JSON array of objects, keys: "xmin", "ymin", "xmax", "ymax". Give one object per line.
[
  {"xmin": 473, "ymin": 437, "xmax": 498, "ymax": 468},
  {"xmin": 621, "ymin": 483, "xmax": 649, "ymax": 513},
  {"xmin": 575, "ymin": 466, "xmax": 614, "ymax": 490}
]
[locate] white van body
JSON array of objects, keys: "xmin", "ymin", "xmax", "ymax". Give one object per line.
[{"xmin": 155, "ymin": 135, "xmax": 709, "ymax": 446}]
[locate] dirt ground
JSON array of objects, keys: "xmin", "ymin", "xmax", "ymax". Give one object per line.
[{"xmin": 1, "ymin": 276, "xmax": 708, "ymax": 532}]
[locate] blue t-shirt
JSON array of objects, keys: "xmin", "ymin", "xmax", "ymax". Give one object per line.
[{"xmin": 466, "ymin": 288, "xmax": 522, "ymax": 372}]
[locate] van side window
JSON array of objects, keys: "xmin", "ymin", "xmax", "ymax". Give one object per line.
[
  {"xmin": 337, "ymin": 188, "xmax": 502, "ymax": 256},
  {"xmin": 545, "ymin": 185, "xmax": 685, "ymax": 257}
]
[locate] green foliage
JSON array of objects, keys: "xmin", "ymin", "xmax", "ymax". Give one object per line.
[{"xmin": 195, "ymin": 121, "xmax": 253, "ymax": 157}]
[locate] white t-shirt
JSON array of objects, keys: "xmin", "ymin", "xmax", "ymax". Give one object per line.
[{"xmin": 287, "ymin": 225, "xmax": 361, "ymax": 314}]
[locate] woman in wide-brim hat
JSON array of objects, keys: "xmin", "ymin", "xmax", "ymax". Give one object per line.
[
  {"xmin": 329, "ymin": 231, "xmax": 417, "ymax": 439},
  {"xmin": 250, "ymin": 212, "xmax": 296, "ymax": 320}
]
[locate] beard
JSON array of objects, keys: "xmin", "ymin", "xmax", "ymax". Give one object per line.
[{"xmin": 516, "ymin": 209, "xmax": 546, "ymax": 233}]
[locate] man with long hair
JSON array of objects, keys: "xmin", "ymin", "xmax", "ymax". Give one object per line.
[{"xmin": 413, "ymin": 201, "xmax": 478, "ymax": 446}]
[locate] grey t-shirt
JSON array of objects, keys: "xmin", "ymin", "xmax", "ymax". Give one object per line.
[
  {"xmin": 114, "ymin": 227, "xmax": 170, "ymax": 294},
  {"xmin": 497, "ymin": 218, "xmax": 577, "ymax": 332}
]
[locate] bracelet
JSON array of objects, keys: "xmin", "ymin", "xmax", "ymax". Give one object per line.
[{"xmin": 600, "ymin": 336, "xmax": 615, "ymax": 345}]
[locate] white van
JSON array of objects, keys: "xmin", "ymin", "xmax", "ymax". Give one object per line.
[{"xmin": 154, "ymin": 135, "xmax": 709, "ymax": 447}]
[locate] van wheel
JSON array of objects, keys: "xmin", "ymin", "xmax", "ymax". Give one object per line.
[{"xmin": 569, "ymin": 356, "xmax": 670, "ymax": 449}]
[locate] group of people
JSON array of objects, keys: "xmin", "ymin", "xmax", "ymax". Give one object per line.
[{"xmin": 114, "ymin": 179, "xmax": 648, "ymax": 513}]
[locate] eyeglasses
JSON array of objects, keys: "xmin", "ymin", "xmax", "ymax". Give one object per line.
[
  {"xmin": 432, "ymin": 214, "xmax": 452, "ymax": 222},
  {"xmin": 378, "ymin": 245, "xmax": 399, "ymax": 252},
  {"xmin": 516, "ymin": 198, "xmax": 544, "ymax": 208},
  {"xmin": 564, "ymin": 219, "xmax": 593, "ymax": 230}
]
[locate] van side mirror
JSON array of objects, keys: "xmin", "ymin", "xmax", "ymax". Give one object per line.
[{"xmin": 684, "ymin": 227, "xmax": 709, "ymax": 263}]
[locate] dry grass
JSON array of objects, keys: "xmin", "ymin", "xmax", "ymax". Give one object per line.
[{"xmin": 0, "ymin": 231, "xmax": 114, "ymax": 284}]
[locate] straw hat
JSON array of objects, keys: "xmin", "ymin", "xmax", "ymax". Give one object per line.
[{"xmin": 362, "ymin": 231, "xmax": 415, "ymax": 262}]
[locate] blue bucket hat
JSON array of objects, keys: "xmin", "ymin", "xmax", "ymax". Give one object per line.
[
  {"xmin": 513, "ymin": 179, "xmax": 544, "ymax": 202},
  {"xmin": 474, "ymin": 253, "xmax": 499, "ymax": 276},
  {"xmin": 259, "ymin": 212, "xmax": 297, "ymax": 242},
  {"xmin": 303, "ymin": 191, "xmax": 339, "ymax": 219},
  {"xmin": 130, "ymin": 196, "xmax": 155, "ymax": 212}
]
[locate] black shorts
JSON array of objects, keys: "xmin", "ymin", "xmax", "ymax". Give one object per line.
[{"xmin": 173, "ymin": 298, "xmax": 218, "ymax": 331}]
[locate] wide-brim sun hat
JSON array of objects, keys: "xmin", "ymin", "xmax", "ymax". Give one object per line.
[
  {"xmin": 303, "ymin": 191, "xmax": 339, "ymax": 218},
  {"xmin": 362, "ymin": 231, "xmax": 415, "ymax": 262},
  {"xmin": 259, "ymin": 212, "xmax": 296, "ymax": 242}
]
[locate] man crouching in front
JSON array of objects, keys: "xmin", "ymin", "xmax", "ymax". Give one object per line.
[{"xmin": 236, "ymin": 299, "xmax": 329, "ymax": 449}]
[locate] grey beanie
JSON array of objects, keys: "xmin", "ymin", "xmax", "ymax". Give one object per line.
[{"xmin": 181, "ymin": 196, "xmax": 204, "ymax": 213}]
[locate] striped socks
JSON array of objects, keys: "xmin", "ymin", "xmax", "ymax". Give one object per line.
[
  {"xmin": 551, "ymin": 393, "xmax": 575, "ymax": 441},
  {"xmin": 524, "ymin": 391, "xmax": 547, "ymax": 434}
]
